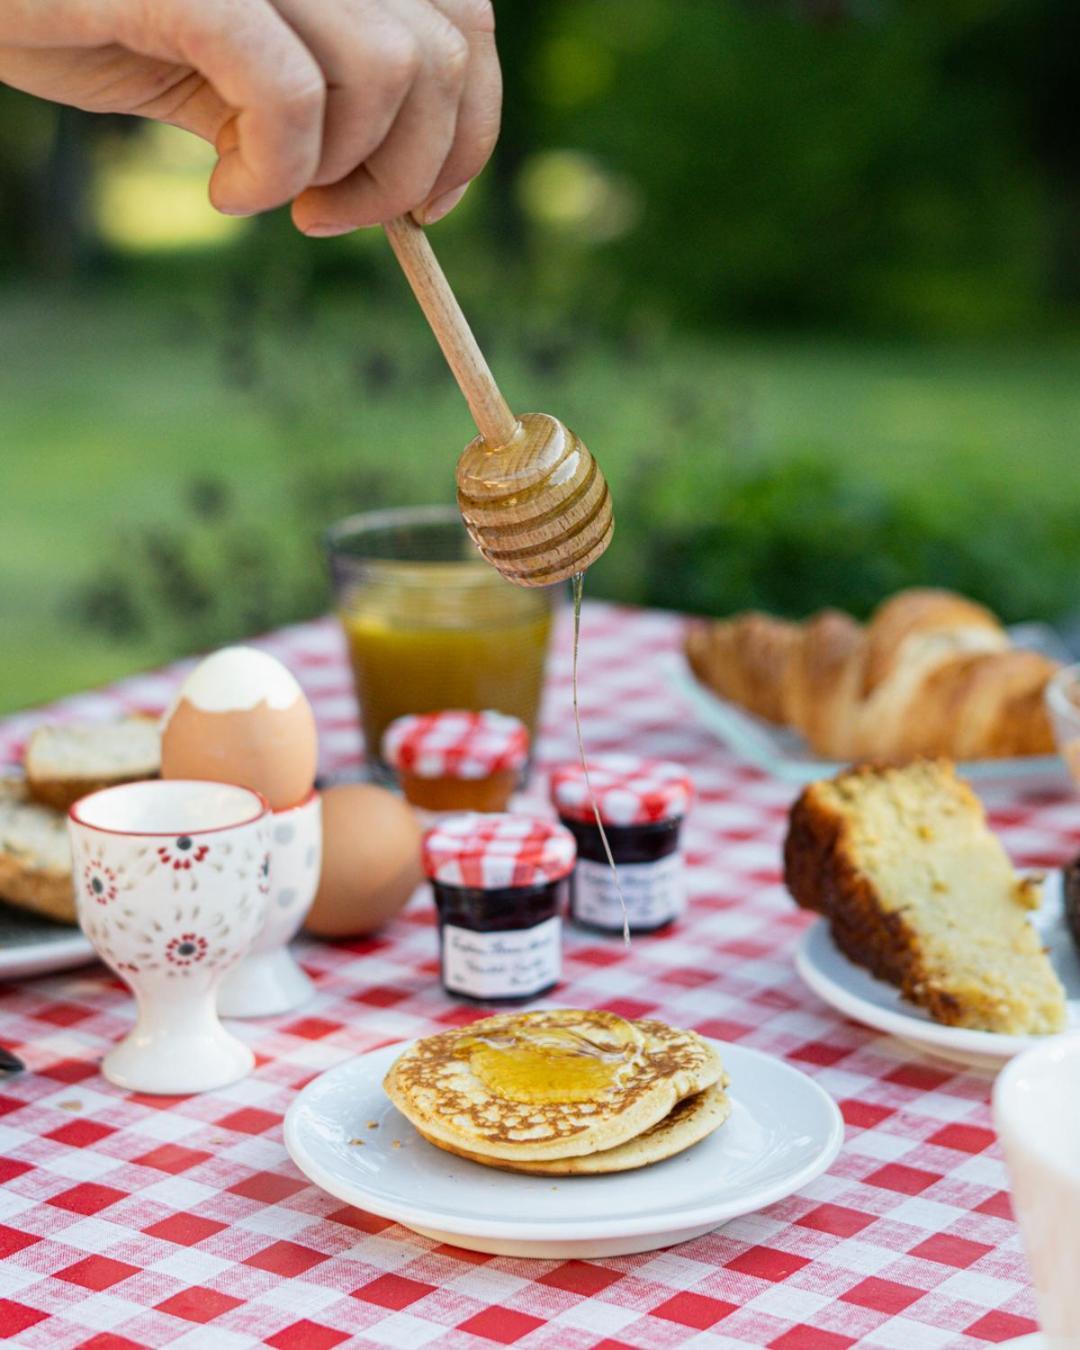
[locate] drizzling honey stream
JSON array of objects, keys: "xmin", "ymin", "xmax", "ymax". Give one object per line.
[{"xmin": 571, "ymin": 572, "xmax": 629, "ymax": 945}]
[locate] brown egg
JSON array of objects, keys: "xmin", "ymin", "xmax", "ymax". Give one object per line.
[
  {"xmin": 306, "ymin": 784, "xmax": 423, "ymax": 939},
  {"xmin": 161, "ymin": 647, "xmax": 318, "ymax": 811}
]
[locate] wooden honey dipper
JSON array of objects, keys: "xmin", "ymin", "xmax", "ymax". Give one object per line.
[{"xmin": 383, "ymin": 215, "xmax": 613, "ymax": 587}]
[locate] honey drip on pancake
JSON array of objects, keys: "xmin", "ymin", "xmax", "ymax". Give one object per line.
[
  {"xmin": 571, "ymin": 572, "xmax": 629, "ymax": 944},
  {"xmin": 454, "ymin": 1014, "xmax": 638, "ymax": 1104}
]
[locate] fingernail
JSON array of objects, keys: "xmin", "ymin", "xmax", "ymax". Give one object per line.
[
  {"xmin": 419, "ymin": 184, "xmax": 468, "ymax": 225},
  {"xmin": 303, "ymin": 223, "xmax": 354, "ymax": 238}
]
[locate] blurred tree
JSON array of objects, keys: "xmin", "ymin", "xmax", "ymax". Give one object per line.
[
  {"xmin": 39, "ymin": 108, "xmax": 96, "ymax": 276},
  {"xmin": 486, "ymin": 3, "xmax": 545, "ymax": 258},
  {"xmin": 0, "ymin": 91, "xmax": 126, "ymax": 278},
  {"xmin": 522, "ymin": 0, "xmax": 1051, "ymax": 334},
  {"xmin": 0, "ymin": 90, "xmax": 56, "ymax": 274},
  {"xmin": 986, "ymin": 0, "xmax": 1080, "ymax": 304}
]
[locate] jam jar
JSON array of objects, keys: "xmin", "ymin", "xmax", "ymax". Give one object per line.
[
  {"xmin": 421, "ymin": 812, "xmax": 576, "ymax": 1003},
  {"xmin": 550, "ymin": 754, "xmax": 694, "ymax": 935},
  {"xmin": 383, "ymin": 710, "xmax": 528, "ymax": 814}
]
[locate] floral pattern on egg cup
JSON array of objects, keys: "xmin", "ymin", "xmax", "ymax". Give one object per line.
[
  {"xmin": 165, "ymin": 932, "xmax": 208, "ymax": 967},
  {"xmin": 69, "ymin": 780, "xmax": 271, "ymax": 1096},
  {"xmin": 82, "ymin": 853, "xmax": 125, "ymax": 907},
  {"xmin": 77, "ymin": 835, "xmax": 268, "ymax": 980},
  {"xmin": 156, "ymin": 836, "xmax": 210, "ymax": 870},
  {"xmin": 217, "ymin": 791, "xmax": 322, "ymax": 1019}
]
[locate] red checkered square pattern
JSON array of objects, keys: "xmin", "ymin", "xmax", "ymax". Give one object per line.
[
  {"xmin": 155, "ymin": 1286, "xmax": 244, "ymax": 1323},
  {"xmin": 0, "ymin": 603, "xmax": 1068, "ymax": 1347}
]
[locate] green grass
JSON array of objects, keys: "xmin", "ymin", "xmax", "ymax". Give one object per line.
[{"xmin": 3, "ymin": 285, "xmax": 1079, "ymax": 712}]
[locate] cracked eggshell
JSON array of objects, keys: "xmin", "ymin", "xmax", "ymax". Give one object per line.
[{"xmin": 161, "ymin": 646, "xmax": 318, "ymax": 811}]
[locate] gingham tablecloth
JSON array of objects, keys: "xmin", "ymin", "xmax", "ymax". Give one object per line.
[{"xmin": 1, "ymin": 601, "xmax": 1077, "ymax": 1350}]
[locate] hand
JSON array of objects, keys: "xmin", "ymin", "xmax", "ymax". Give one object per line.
[{"xmin": 0, "ymin": 0, "xmax": 500, "ymax": 230}]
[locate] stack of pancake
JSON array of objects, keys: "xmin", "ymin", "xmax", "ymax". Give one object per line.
[{"xmin": 384, "ymin": 1009, "xmax": 730, "ymax": 1175}]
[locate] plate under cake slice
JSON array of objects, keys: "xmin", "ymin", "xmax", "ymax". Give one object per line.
[{"xmin": 784, "ymin": 760, "xmax": 1066, "ymax": 1035}]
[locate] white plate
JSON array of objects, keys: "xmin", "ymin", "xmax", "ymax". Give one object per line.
[
  {"xmin": 0, "ymin": 902, "xmax": 95, "ymax": 981},
  {"xmin": 667, "ymin": 623, "xmax": 1072, "ymax": 789},
  {"xmin": 284, "ymin": 1040, "xmax": 843, "ymax": 1258},
  {"xmin": 796, "ymin": 872, "xmax": 1080, "ymax": 1069}
]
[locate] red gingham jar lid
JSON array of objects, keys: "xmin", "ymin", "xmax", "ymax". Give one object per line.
[
  {"xmin": 382, "ymin": 710, "xmax": 529, "ymax": 780},
  {"xmin": 550, "ymin": 754, "xmax": 694, "ymax": 826},
  {"xmin": 421, "ymin": 813, "xmax": 576, "ymax": 889}
]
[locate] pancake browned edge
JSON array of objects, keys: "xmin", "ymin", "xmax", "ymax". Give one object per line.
[
  {"xmin": 383, "ymin": 1010, "xmax": 726, "ymax": 1164},
  {"xmin": 416, "ymin": 1079, "xmax": 731, "ymax": 1175}
]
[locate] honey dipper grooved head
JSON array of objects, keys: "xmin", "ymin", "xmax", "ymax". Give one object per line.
[{"xmin": 456, "ymin": 412, "xmax": 614, "ymax": 587}]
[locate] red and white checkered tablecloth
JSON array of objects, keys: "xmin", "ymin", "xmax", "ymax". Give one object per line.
[{"xmin": 1, "ymin": 601, "xmax": 1078, "ymax": 1350}]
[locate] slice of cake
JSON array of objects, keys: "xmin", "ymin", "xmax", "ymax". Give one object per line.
[{"xmin": 784, "ymin": 760, "xmax": 1066, "ymax": 1034}]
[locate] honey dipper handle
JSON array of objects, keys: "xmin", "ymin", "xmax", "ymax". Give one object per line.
[{"xmin": 383, "ymin": 215, "xmax": 519, "ymax": 449}]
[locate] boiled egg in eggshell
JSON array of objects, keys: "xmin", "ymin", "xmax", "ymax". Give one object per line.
[
  {"xmin": 306, "ymin": 783, "xmax": 423, "ymax": 939},
  {"xmin": 161, "ymin": 646, "xmax": 318, "ymax": 811}
]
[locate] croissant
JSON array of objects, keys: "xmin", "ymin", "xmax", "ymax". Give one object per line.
[{"xmin": 685, "ymin": 588, "xmax": 1058, "ymax": 761}]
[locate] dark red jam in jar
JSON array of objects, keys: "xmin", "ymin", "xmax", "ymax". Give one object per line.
[
  {"xmin": 550, "ymin": 755, "xmax": 694, "ymax": 935},
  {"xmin": 421, "ymin": 812, "xmax": 576, "ymax": 1002}
]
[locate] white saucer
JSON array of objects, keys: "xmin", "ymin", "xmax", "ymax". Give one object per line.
[
  {"xmin": 284, "ymin": 1040, "xmax": 843, "ymax": 1258},
  {"xmin": 796, "ymin": 872, "xmax": 1080, "ymax": 1069}
]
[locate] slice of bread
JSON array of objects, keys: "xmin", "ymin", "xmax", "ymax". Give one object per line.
[
  {"xmin": 784, "ymin": 760, "xmax": 1066, "ymax": 1035},
  {"xmin": 25, "ymin": 716, "xmax": 161, "ymax": 812},
  {"xmin": 0, "ymin": 778, "xmax": 75, "ymax": 923}
]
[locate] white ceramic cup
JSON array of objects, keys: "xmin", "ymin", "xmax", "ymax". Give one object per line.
[
  {"xmin": 1046, "ymin": 664, "xmax": 1080, "ymax": 790},
  {"xmin": 68, "ymin": 779, "xmax": 270, "ymax": 1095},
  {"xmin": 218, "ymin": 790, "xmax": 322, "ymax": 1018},
  {"xmin": 994, "ymin": 1033, "xmax": 1080, "ymax": 1348}
]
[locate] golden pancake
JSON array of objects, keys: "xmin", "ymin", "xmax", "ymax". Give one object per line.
[
  {"xmin": 383, "ymin": 1009, "xmax": 725, "ymax": 1164},
  {"xmin": 416, "ymin": 1079, "xmax": 731, "ymax": 1174}
]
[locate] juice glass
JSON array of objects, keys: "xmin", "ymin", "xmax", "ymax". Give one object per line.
[{"xmin": 325, "ymin": 506, "xmax": 556, "ymax": 780}]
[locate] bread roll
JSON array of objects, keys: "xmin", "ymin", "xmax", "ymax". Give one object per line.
[{"xmin": 686, "ymin": 588, "xmax": 1057, "ymax": 761}]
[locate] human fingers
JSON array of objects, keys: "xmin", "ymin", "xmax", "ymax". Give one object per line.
[
  {"xmin": 0, "ymin": 0, "xmax": 114, "ymax": 45},
  {"xmin": 415, "ymin": 0, "xmax": 499, "ymax": 223},
  {"xmin": 273, "ymin": 0, "xmax": 428, "ymax": 190},
  {"xmin": 291, "ymin": 0, "xmax": 467, "ymax": 232},
  {"xmin": 140, "ymin": 0, "xmax": 326, "ymax": 215}
]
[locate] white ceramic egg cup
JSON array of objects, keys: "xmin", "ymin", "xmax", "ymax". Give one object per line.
[
  {"xmin": 68, "ymin": 779, "xmax": 271, "ymax": 1095},
  {"xmin": 218, "ymin": 791, "xmax": 322, "ymax": 1018}
]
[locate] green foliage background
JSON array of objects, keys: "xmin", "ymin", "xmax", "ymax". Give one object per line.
[{"xmin": 2, "ymin": 0, "xmax": 1079, "ymax": 710}]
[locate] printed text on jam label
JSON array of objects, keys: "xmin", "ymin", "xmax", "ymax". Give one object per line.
[
  {"xmin": 442, "ymin": 917, "xmax": 562, "ymax": 999},
  {"xmin": 574, "ymin": 854, "xmax": 684, "ymax": 929}
]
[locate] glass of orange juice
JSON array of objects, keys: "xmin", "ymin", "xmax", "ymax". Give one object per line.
[{"xmin": 325, "ymin": 506, "xmax": 556, "ymax": 780}]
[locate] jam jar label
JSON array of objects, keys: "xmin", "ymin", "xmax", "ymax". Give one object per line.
[
  {"xmin": 574, "ymin": 853, "xmax": 685, "ymax": 930},
  {"xmin": 441, "ymin": 916, "xmax": 561, "ymax": 999}
]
